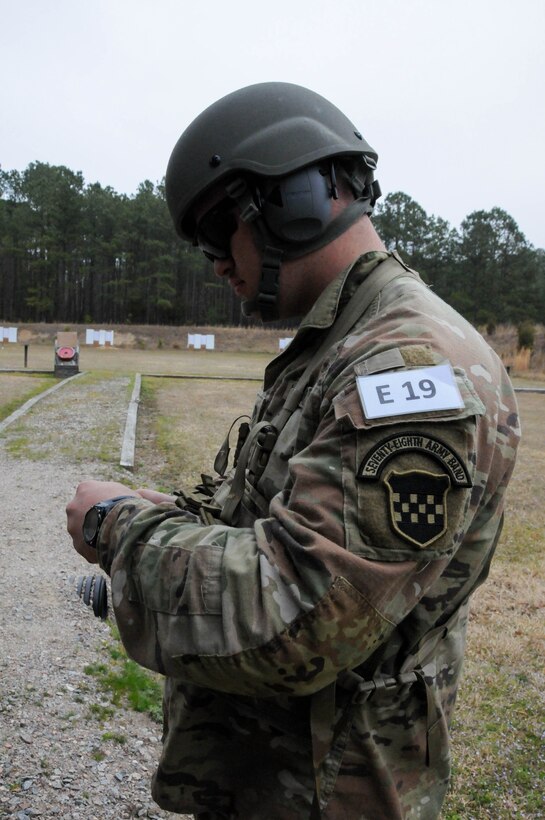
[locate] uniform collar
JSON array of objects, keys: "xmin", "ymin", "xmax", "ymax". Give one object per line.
[
  {"xmin": 297, "ymin": 250, "xmax": 390, "ymax": 332},
  {"xmin": 263, "ymin": 251, "xmax": 391, "ymax": 388}
]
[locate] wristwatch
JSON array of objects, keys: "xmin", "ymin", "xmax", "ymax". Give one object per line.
[{"xmin": 82, "ymin": 496, "xmax": 134, "ymax": 548}]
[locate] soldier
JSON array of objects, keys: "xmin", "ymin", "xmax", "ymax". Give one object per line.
[{"xmin": 66, "ymin": 82, "xmax": 520, "ymax": 819}]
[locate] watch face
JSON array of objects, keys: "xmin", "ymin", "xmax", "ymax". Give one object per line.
[{"xmin": 83, "ymin": 507, "xmax": 100, "ymax": 547}]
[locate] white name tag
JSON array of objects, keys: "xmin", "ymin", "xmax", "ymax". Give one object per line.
[{"xmin": 356, "ymin": 364, "xmax": 464, "ymax": 419}]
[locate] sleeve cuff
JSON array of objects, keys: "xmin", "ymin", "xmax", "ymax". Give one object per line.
[{"xmin": 96, "ymin": 498, "xmax": 152, "ymax": 575}]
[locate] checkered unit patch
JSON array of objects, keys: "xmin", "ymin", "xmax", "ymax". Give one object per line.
[{"xmin": 384, "ymin": 470, "xmax": 451, "ymax": 548}]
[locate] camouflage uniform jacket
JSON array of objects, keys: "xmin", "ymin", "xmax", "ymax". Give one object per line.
[{"xmin": 97, "ymin": 251, "xmax": 520, "ymax": 819}]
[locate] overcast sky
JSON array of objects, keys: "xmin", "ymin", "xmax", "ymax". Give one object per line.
[{"xmin": 2, "ymin": 0, "xmax": 544, "ymax": 248}]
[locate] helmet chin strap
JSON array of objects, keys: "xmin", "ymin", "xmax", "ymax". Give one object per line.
[
  {"xmin": 240, "ymin": 246, "xmax": 284, "ymax": 321},
  {"xmin": 226, "ymin": 177, "xmax": 378, "ymax": 323}
]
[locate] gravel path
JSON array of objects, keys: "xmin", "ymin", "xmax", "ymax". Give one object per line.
[{"xmin": 0, "ymin": 375, "xmax": 191, "ymax": 819}]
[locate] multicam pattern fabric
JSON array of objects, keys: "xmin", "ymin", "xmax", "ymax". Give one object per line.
[{"xmin": 98, "ymin": 251, "xmax": 520, "ymax": 819}]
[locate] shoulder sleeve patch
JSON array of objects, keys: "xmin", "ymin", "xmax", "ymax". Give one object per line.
[
  {"xmin": 358, "ymin": 431, "xmax": 472, "ymax": 487},
  {"xmin": 385, "ymin": 469, "xmax": 450, "ymax": 548}
]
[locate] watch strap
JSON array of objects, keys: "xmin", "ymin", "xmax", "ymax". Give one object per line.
[{"xmin": 83, "ymin": 495, "xmax": 134, "ymax": 548}]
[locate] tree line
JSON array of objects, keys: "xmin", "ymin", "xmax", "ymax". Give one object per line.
[{"xmin": 1, "ymin": 162, "xmax": 544, "ymax": 330}]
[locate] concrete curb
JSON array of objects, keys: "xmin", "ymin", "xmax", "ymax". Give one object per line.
[{"xmin": 120, "ymin": 373, "xmax": 141, "ymax": 470}]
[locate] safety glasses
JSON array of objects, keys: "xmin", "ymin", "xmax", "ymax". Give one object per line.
[{"xmin": 196, "ymin": 197, "xmax": 238, "ymax": 261}]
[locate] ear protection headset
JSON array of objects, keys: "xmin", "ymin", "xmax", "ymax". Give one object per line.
[
  {"xmin": 258, "ymin": 165, "xmax": 335, "ymax": 244},
  {"xmin": 224, "ymin": 159, "xmax": 379, "ymax": 321}
]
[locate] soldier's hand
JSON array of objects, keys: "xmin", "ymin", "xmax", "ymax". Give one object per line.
[
  {"xmin": 66, "ymin": 480, "xmax": 139, "ymax": 564},
  {"xmin": 136, "ymin": 488, "xmax": 177, "ymax": 504}
]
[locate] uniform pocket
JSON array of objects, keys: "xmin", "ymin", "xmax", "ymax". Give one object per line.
[{"xmin": 128, "ymin": 542, "xmax": 223, "ymax": 615}]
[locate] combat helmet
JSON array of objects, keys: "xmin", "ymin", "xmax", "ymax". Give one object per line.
[{"xmin": 165, "ymin": 81, "xmax": 381, "ymax": 320}]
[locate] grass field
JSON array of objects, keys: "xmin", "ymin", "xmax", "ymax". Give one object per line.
[
  {"xmin": 0, "ymin": 372, "xmax": 57, "ymax": 422},
  {"xmin": 0, "ymin": 354, "xmax": 543, "ymax": 818},
  {"xmin": 0, "ymin": 341, "xmax": 272, "ymax": 379}
]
